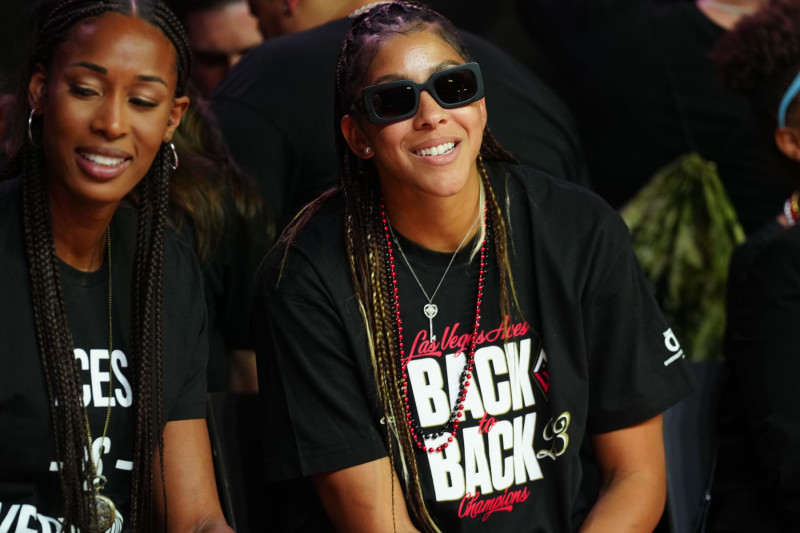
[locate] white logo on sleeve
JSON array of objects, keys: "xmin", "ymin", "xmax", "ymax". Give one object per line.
[{"xmin": 662, "ymin": 328, "xmax": 685, "ymax": 366}]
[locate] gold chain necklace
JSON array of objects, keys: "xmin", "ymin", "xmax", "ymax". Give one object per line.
[{"xmin": 82, "ymin": 225, "xmax": 116, "ymax": 533}]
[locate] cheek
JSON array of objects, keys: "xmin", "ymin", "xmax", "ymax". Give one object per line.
[
  {"xmin": 41, "ymin": 99, "xmax": 88, "ymax": 160},
  {"xmin": 135, "ymin": 113, "xmax": 171, "ymax": 150},
  {"xmin": 371, "ymin": 123, "xmax": 408, "ymax": 154}
]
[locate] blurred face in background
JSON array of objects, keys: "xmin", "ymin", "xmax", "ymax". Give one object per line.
[
  {"xmin": 247, "ymin": 0, "xmax": 287, "ymax": 40},
  {"xmin": 184, "ymin": 0, "xmax": 262, "ymax": 96}
]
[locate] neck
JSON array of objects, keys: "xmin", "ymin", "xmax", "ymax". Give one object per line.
[
  {"xmin": 47, "ymin": 191, "xmax": 116, "ymax": 272},
  {"xmin": 697, "ymin": 0, "xmax": 763, "ymax": 29},
  {"xmin": 383, "ymin": 176, "xmax": 482, "ymax": 253}
]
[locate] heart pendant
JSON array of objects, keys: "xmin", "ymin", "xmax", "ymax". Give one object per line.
[{"xmin": 423, "ymin": 303, "xmax": 438, "ymax": 319}]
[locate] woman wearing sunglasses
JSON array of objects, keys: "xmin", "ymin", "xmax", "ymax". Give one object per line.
[{"xmin": 253, "ymin": 2, "xmax": 695, "ymax": 532}]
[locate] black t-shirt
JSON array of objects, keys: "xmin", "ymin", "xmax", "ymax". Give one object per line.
[
  {"xmin": 517, "ymin": 0, "xmax": 796, "ymax": 235},
  {"xmin": 253, "ymin": 162, "xmax": 695, "ymax": 532},
  {"xmin": 710, "ymin": 219, "xmax": 800, "ymax": 531},
  {"xmin": 210, "ymin": 17, "xmax": 589, "ymax": 235},
  {"xmin": 0, "ymin": 179, "xmax": 208, "ymax": 531}
]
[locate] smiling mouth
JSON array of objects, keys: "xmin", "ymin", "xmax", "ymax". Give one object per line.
[
  {"xmin": 414, "ymin": 141, "xmax": 456, "ymax": 157},
  {"xmin": 78, "ymin": 151, "xmax": 130, "ymax": 167}
]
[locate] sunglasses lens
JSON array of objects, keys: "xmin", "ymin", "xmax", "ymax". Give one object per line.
[
  {"xmin": 371, "ymin": 85, "xmax": 416, "ymax": 120},
  {"xmin": 434, "ymin": 68, "xmax": 478, "ymax": 105}
]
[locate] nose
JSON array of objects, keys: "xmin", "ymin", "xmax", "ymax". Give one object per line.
[
  {"xmin": 91, "ymin": 93, "xmax": 129, "ymax": 139},
  {"xmin": 413, "ymin": 89, "xmax": 447, "ymax": 128}
]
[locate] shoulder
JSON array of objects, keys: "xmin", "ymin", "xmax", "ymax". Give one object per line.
[
  {"xmin": 747, "ymin": 224, "xmax": 800, "ymax": 283},
  {"xmin": 0, "ymin": 178, "xmax": 23, "ymax": 260},
  {"xmin": 496, "ymin": 162, "xmax": 626, "ymax": 232},
  {"xmin": 491, "ymin": 162, "xmax": 635, "ymax": 277},
  {"xmin": 257, "ymin": 192, "xmax": 347, "ymax": 296},
  {"xmin": 113, "ymin": 203, "xmax": 204, "ymax": 283}
]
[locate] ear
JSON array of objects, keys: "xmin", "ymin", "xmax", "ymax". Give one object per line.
[
  {"xmin": 477, "ymin": 97, "xmax": 488, "ymax": 130},
  {"xmin": 341, "ymin": 114, "xmax": 374, "ymax": 159},
  {"xmin": 162, "ymin": 95, "xmax": 191, "ymax": 143},
  {"xmin": 27, "ymin": 64, "xmax": 47, "ymax": 111},
  {"xmin": 775, "ymin": 126, "xmax": 800, "ymax": 163}
]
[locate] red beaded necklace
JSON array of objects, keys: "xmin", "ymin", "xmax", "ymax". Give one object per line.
[{"xmin": 381, "ymin": 200, "xmax": 488, "ymax": 454}]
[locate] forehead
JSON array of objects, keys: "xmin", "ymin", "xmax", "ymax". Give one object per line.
[
  {"xmin": 53, "ymin": 12, "xmax": 177, "ymax": 83},
  {"xmin": 185, "ymin": 1, "xmax": 260, "ymax": 49},
  {"xmin": 366, "ymin": 28, "xmax": 464, "ymax": 84}
]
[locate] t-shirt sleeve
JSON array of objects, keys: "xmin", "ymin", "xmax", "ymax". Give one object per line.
[
  {"xmin": 253, "ymin": 243, "xmax": 387, "ymax": 481},
  {"xmin": 163, "ymin": 236, "xmax": 210, "ymax": 421},
  {"xmin": 582, "ymin": 214, "xmax": 696, "ymax": 433}
]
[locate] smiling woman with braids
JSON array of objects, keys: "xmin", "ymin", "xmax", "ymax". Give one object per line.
[
  {"xmin": 0, "ymin": 1, "xmax": 233, "ymax": 531},
  {"xmin": 252, "ymin": 2, "xmax": 695, "ymax": 532}
]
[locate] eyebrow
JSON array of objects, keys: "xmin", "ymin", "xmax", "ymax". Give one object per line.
[
  {"xmin": 68, "ymin": 61, "xmax": 168, "ymax": 86},
  {"xmin": 371, "ymin": 59, "xmax": 460, "ymax": 85}
]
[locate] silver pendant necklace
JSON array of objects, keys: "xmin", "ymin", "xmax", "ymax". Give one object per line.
[{"xmin": 387, "ymin": 208, "xmax": 481, "ymax": 341}]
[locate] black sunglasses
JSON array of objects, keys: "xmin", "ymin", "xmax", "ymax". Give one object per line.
[{"xmin": 355, "ymin": 62, "xmax": 484, "ymax": 124}]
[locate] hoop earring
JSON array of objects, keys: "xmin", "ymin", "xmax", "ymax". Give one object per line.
[
  {"xmin": 168, "ymin": 142, "xmax": 179, "ymax": 170},
  {"xmin": 28, "ymin": 109, "xmax": 37, "ymax": 145}
]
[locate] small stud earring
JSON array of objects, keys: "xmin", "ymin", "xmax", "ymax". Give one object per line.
[{"xmin": 363, "ymin": 146, "xmax": 372, "ymax": 155}]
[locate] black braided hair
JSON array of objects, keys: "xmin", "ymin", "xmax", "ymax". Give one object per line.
[{"xmin": 18, "ymin": 1, "xmax": 192, "ymax": 530}]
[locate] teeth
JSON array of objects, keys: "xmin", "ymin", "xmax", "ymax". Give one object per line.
[
  {"xmin": 415, "ymin": 142, "xmax": 455, "ymax": 157},
  {"xmin": 81, "ymin": 152, "xmax": 126, "ymax": 167}
]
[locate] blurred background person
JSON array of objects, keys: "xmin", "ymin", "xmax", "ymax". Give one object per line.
[
  {"xmin": 168, "ymin": 0, "xmax": 263, "ymax": 98},
  {"xmin": 517, "ymin": 0, "xmax": 790, "ymax": 236},
  {"xmin": 707, "ymin": 0, "xmax": 800, "ymax": 530},
  {"xmin": 167, "ymin": 90, "xmax": 273, "ymax": 392},
  {"xmin": 0, "ymin": 2, "xmax": 35, "ymax": 170},
  {"xmin": 214, "ymin": 0, "xmax": 589, "ymax": 235}
]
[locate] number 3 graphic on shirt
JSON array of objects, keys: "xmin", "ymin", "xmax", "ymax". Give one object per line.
[{"xmin": 536, "ymin": 411, "xmax": 571, "ymax": 460}]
